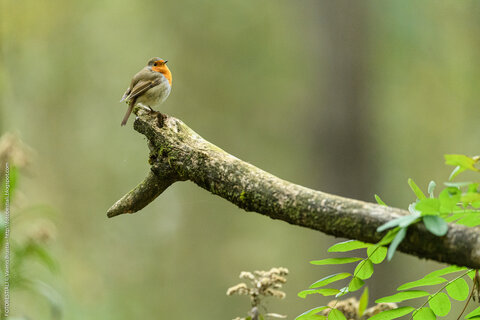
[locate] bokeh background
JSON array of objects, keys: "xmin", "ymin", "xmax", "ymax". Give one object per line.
[{"xmin": 1, "ymin": 0, "xmax": 480, "ymax": 319}]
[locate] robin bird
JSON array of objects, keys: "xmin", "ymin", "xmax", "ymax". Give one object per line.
[{"xmin": 120, "ymin": 57, "xmax": 172, "ymax": 126}]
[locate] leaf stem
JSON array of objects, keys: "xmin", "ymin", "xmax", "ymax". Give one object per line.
[
  {"xmin": 456, "ymin": 270, "xmax": 479, "ymax": 320},
  {"xmin": 408, "ymin": 269, "xmax": 473, "ymax": 320}
]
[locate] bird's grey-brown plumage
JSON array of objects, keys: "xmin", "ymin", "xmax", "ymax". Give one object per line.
[{"xmin": 120, "ymin": 57, "xmax": 172, "ymax": 126}]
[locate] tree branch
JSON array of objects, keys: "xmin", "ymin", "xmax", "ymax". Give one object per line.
[{"xmin": 107, "ymin": 109, "xmax": 480, "ymax": 269}]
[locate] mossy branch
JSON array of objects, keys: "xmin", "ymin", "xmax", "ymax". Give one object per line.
[{"xmin": 107, "ymin": 109, "xmax": 480, "ymax": 269}]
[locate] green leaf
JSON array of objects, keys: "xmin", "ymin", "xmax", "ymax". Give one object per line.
[
  {"xmin": 327, "ymin": 309, "xmax": 346, "ymax": 320},
  {"xmin": 296, "ymin": 316, "xmax": 325, "ymax": 320},
  {"xmin": 309, "ymin": 273, "xmax": 351, "ymax": 289},
  {"xmin": 457, "ymin": 214, "xmax": 480, "ymax": 227},
  {"xmin": 461, "ymin": 192, "xmax": 480, "ymax": 206},
  {"xmin": 378, "ymin": 229, "xmax": 398, "ymax": 246},
  {"xmin": 468, "ymin": 183, "xmax": 479, "ymax": 193},
  {"xmin": 424, "ymin": 265, "xmax": 467, "ymax": 278},
  {"xmin": 310, "ymin": 257, "xmax": 363, "ymax": 265},
  {"xmin": 467, "ymin": 270, "xmax": 476, "ymax": 281},
  {"xmin": 412, "ymin": 307, "xmax": 436, "ymax": 320},
  {"xmin": 408, "ymin": 203, "xmax": 420, "ymax": 215},
  {"xmin": 428, "ymin": 292, "xmax": 451, "ymax": 316},
  {"xmin": 335, "ymin": 287, "xmax": 349, "ymax": 298},
  {"xmin": 375, "ymin": 194, "xmax": 387, "ymax": 206},
  {"xmin": 298, "ymin": 288, "xmax": 340, "ymax": 298},
  {"xmin": 422, "ymin": 215, "xmax": 448, "ymax": 236},
  {"xmin": 444, "ymin": 181, "xmax": 472, "ymax": 188},
  {"xmin": 368, "ymin": 306, "xmax": 415, "ymax": 320},
  {"xmin": 428, "ymin": 181, "xmax": 436, "ymax": 197},
  {"xmin": 348, "ymin": 277, "xmax": 364, "ymax": 292},
  {"xmin": 415, "ymin": 198, "xmax": 441, "ymax": 216},
  {"xmin": 397, "ymin": 276, "xmax": 447, "ymax": 290},
  {"xmin": 445, "ymin": 154, "xmax": 479, "ymax": 172},
  {"xmin": 408, "ymin": 178, "xmax": 427, "ymax": 200},
  {"xmin": 375, "ymin": 290, "xmax": 430, "ymax": 303},
  {"xmin": 358, "ymin": 287, "xmax": 369, "ymax": 317},
  {"xmin": 328, "ymin": 240, "xmax": 371, "ymax": 253},
  {"xmin": 466, "ymin": 306, "xmax": 480, "ymax": 319},
  {"xmin": 438, "ymin": 188, "xmax": 461, "ymax": 213},
  {"xmin": 295, "ymin": 307, "xmax": 328, "ymax": 320},
  {"xmin": 354, "ymin": 259, "xmax": 374, "ymax": 280},
  {"xmin": 445, "ymin": 277, "xmax": 469, "ymax": 301},
  {"xmin": 377, "ymin": 215, "xmax": 419, "ymax": 232},
  {"xmin": 443, "ymin": 212, "xmax": 466, "ymax": 223},
  {"xmin": 387, "ymin": 227, "xmax": 407, "ymax": 261},
  {"xmin": 449, "ymin": 165, "xmax": 463, "ymax": 180},
  {"xmin": 367, "ymin": 245, "xmax": 387, "ymax": 264}
]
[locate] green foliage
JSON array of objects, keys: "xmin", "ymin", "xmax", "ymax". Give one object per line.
[
  {"xmin": 295, "ymin": 306, "xmax": 328, "ymax": 320},
  {"xmin": 422, "ymin": 215, "xmax": 448, "ymax": 236},
  {"xmin": 387, "ymin": 227, "xmax": 407, "ymax": 261},
  {"xmin": 466, "ymin": 306, "xmax": 480, "ymax": 319},
  {"xmin": 368, "ymin": 306, "xmax": 415, "ymax": 320},
  {"xmin": 298, "ymin": 288, "xmax": 340, "ymax": 298},
  {"xmin": 354, "ymin": 260, "xmax": 374, "ymax": 280},
  {"xmin": 397, "ymin": 276, "xmax": 447, "ymax": 290},
  {"xmin": 412, "ymin": 307, "xmax": 436, "ymax": 320},
  {"xmin": 445, "ymin": 278, "xmax": 469, "ymax": 301},
  {"xmin": 0, "ymin": 162, "xmax": 61, "ymax": 319},
  {"xmin": 298, "ymin": 155, "xmax": 480, "ymax": 320},
  {"xmin": 328, "ymin": 309, "xmax": 347, "ymax": 320},
  {"xmin": 309, "ymin": 273, "xmax": 351, "ymax": 289},
  {"xmin": 328, "ymin": 240, "xmax": 371, "ymax": 252},
  {"xmin": 376, "ymin": 290, "xmax": 430, "ymax": 303},
  {"xmin": 299, "ymin": 235, "xmax": 475, "ymax": 320},
  {"xmin": 310, "ymin": 257, "xmax": 363, "ymax": 265},
  {"xmin": 428, "ymin": 292, "xmax": 451, "ymax": 316},
  {"xmin": 376, "ymin": 154, "xmax": 480, "ymax": 260},
  {"xmin": 408, "ymin": 178, "xmax": 427, "ymax": 200},
  {"xmin": 358, "ymin": 287, "xmax": 369, "ymax": 317},
  {"xmin": 375, "ymin": 194, "xmax": 387, "ymax": 206},
  {"xmin": 444, "ymin": 154, "xmax": 480, "ymax": 180},
  {"xmin": 367, "ymin": 245, "xmax": 387, "ymax": 264},
  {"xmin": 348, "ymin": 277, "xmax": 365, "ymax": 292}
]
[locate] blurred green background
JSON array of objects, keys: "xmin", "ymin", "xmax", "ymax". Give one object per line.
[{"xmin": 1, "ymin": 0, "xmax": 480, "ymax": 319}]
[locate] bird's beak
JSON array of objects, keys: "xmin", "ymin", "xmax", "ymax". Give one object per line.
[{"xmin": 164, "ymin": 60, "xmax": 168, "ymax": 64}]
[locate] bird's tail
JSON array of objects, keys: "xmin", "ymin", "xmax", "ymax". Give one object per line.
[{"xmin": 121, "ymin": 100, "xmax": 135, "ymax": 126}]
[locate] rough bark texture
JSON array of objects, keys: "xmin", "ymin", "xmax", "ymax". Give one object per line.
[{"xmin": 108, "ymin": 109, "xmax": 480, "ymax": 269}]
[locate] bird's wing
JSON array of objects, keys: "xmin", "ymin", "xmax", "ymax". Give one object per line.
[
  {"xmin": 120, "ymin": 88, "xmax": 131, "ymax": 102},
  {"xmin": 120, "ymin": 78, "xmax": 161, "ymax": 102}
]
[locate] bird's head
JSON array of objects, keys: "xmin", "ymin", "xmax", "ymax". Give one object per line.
[
  {"xmin": 147, "ymin": 57, "xmax": 172, "ymax": 85},
  {"xmin": 148, "ymin": 57, "xmax": 169, "ymax": 72}
]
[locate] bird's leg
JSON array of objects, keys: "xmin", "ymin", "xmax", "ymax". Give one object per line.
[{"xmin": 137, "ymin": 103, "xmax": 154, "ymax": 112}]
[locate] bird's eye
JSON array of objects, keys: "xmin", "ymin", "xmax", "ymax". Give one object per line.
[{"xmin": 153, "ymin": 62, "xmax": 157, "ymax": 66}]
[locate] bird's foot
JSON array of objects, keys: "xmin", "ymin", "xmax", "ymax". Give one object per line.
[{"xmin": 137, "ymin": 103, "xmax": 155, "ymax": 112}]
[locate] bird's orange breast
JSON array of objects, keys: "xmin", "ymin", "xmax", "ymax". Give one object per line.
[{"xmin": 152, "ymin": 65, "xmax": 172, "ymax": 86}]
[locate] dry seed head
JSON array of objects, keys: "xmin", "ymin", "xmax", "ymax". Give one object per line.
[
  {"xmin": 227, "ymin": 283, "xmax": 249, "ymax": 296},
  {"xmin": 239, "ymin": 271, "xmax": 255, "ymax": 280}
]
